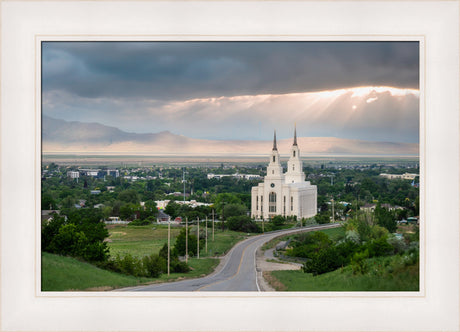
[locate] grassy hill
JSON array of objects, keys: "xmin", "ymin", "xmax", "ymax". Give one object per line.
[
  {"xmin": 42, "ymin": 252, "xmax": 219, "ymax": 291},
  {"xmin": 266, "ymin": 254, "xmax": 419, "ymax": 291},
  {"xmin": 41, "ymin": 252, "xmax": 152, "ymax": 291}
]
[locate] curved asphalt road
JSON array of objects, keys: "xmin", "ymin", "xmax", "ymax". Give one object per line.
[{"xmin": 123, "ymin": 223, "xmax": 340, "ymax": 292}]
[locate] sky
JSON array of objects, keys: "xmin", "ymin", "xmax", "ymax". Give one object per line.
[{"xmin": 42, "ymin": 41, "xmax": 420, "ymax": 143}]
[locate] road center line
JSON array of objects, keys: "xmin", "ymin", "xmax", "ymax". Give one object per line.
[{"xmin": 195, "ymin": 238, "xmax": 255, "ymax": 291}]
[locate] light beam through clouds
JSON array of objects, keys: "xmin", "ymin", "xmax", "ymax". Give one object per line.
[{"xmin": 42, "ymin": 41, "xmax": 419, "ymax": 144}]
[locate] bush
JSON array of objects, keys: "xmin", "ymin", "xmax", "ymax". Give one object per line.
[
  {"xmin": 366, "ymin": 237, "xmax": 394, "ymax": 257},
  {"xmin": 171, "ymin": 260, "xmax": 190, "ymax": 273},
  {"xmin": 142, "ymin": 254, "xmax": 166, "ymax": 278},
  {"xmin": 351, "ymin": 249, "xmax": 369, "ymax": 275},
  {"xmin": 315, "ymin": 212, "xmax": 330, "ymax": 224},
  {"xmin": 287, "ymin": 232, "xmax": 333, "ymax": 258},
  {"xmin": 227, "ymin": 216, "xmax": 261, "ymax": 233},
  {"xmin": 129, "ymin": 219, "xmax": 151, "ymax": 226},
  {"xmin": 303, "ymin": 246, "xmax": 341, "ymax": 276},
  {"xmin": 115, "ymin": 254, "xmax": 144, "ymax": 277}
]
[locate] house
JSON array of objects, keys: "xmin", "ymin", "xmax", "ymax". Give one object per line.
[
  {"xmin": 156, "ymin": 210, "xmax": 171, "ymax": 224},
  {"xmin": 41, "ymin": 210, "xmax": 60, "ymax": 225},
  {"xmin": 361, "ymin": 203, "xmax": 376, "ymax": 213}
]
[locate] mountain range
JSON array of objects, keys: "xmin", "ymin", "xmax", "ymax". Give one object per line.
[{"xmin": 42, "ymin": 116, "xmax": 419, "ymax": 156}]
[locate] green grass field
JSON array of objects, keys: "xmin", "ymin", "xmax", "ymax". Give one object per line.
[
  {"xmin": 267, "ymin": 255, "xmax": 419, "ymax": 291},
  {"xmin": 107, "ymin": 224, "xmax": 250, "ymax": 259},
  {"xmin": 41, "ymin": 252, "xmax": 219, "ymax": 291},
  {"xmin": 41, "ymin": 252, "xmax": 153, "ymax": 291},
  {"xmin": 107, "ymin": 224, "xmax": 182, "ymax": 258}
]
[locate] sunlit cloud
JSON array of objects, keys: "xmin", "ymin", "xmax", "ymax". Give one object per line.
[{"xmin": 43, "ymin": 86, "xmax": 419, "ymax": 143}]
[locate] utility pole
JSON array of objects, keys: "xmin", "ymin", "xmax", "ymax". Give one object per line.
[
  {"xmin": 167, "ymin": 220, "xmax": 170, "ymax": 276},
  {"xmin": 205, "ymin": 216, "xmax": 208, "ymax": 253},
  {"xmin": 212, "ymin": 209, "xmax": 215, "ymax": 241},
  {"xmin": 185, "ymin": 217, "xmax": 188, "ymax": 263},
  {"xmin": 197, "ymin": 217, "xmax": 200, "ymax": 259}
]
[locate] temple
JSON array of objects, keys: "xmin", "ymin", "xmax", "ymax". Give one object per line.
[{"xmin": 251, "ymin": 128, "xmax": 317, "ymax": 220}]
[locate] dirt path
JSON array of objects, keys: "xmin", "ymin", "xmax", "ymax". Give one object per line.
[{"xmin": 256, "ymin": 247, "xmax": 302, "ymax": 291}]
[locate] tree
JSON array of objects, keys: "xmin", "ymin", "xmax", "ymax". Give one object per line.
[
  {"xmin": 374, "ymin": 203, "xmax": 397, "ymax": 233},
  {"xmin": 214, "ymin": 193, "xmax": 242, "ymax": 217},
  {"xmin": 227, "ymin": 216, "xmax": 260, "ymax": 233},
  {"xmin": 41, "ymin": 193, "xmax": 57, "ymax": 210},
  {"xmin": 120, "ymin": 203, "xmax": 135, "ymax": 220},
  {"xmin": 221, "ymin": 203, "xmax": 247, "ymax": 218},
  {"xmin": 42, "ymin": 208, "xmax": 109, "ymax": 262},
  {"xmin": 164, "ymin": 201, "xmax": 181, "ymax": 219},
  {"xmin": 118, "ymin": 189, "xmax": 139, "ymax": 204},
  {"xmin": 271, "ymin": 215, "xmax": 286, "ymax": 229},
  {"xmin": 174, "ymin": 228, "xmax": 198, "ymax": 257}
]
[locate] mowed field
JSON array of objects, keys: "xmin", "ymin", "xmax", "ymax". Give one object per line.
[
  {"xmin": 106, "ymin": 224, "xmax": 181, "ymax": 258},
  {"xmin": 106, "ymin": 224, "xmax": 250, "ymax": 259}
]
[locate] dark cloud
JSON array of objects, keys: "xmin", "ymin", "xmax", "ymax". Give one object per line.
[{"xmin": 42, "ymin": 41, "xmax": 419, "ymax": 101}]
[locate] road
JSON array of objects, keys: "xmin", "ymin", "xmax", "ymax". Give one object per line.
[{"xmin": 123, "ymin": 223, "xmax": 340, "ymax": 292}]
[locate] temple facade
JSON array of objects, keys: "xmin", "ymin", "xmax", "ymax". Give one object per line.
[{"xmin": 251, "ymin": 128, "xmax": 317, "ymax": 220}]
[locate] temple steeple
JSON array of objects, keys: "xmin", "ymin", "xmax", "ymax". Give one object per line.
[
  {"xmin": 293, "ymin": 125, "xmax": 298, "ymax": 146},
  {"xmin": 266, "ymin": 129, "xmax": 283, "ymax": 181},
  {"xmin": 285, "ymin": 126, "xmax": 304, "ymax": 184}
]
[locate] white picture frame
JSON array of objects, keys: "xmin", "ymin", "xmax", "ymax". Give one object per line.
[{"xmin": 1, "ymin": 1, "xmax": 459, "ymax": 331}]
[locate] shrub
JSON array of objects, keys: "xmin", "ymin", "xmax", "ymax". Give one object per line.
[
  {"xmin": 227, "ymin": 216, "xmax": 261, "ymax": 233},
  {"xmin": 115, "ymin": 254, "xmax": 144, "ymax": 277},
  {"xmin": 351, "ymin": 249, "xmax": 369, "ymax": 275},
  {"xmin": 129, "ymin": 219, "xmax": 151, "ymax": 226},
  {"xmin": 303, "ymin": 246, "xmax": 342, "ymax": 276},
  {"xmin": 142, "ymin": 254, "xmax": 166, "ymax": 278},
  {"xmin": 387, "ymin": 235, "xmax": 408, "ymax": 254},
  {"xmin": 366, "ymin": 237, "xmax": 394, "ymax": 257}
]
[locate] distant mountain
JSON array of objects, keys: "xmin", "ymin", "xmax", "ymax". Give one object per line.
[{"xmin": 42, "ymin": 116, "xmax": 419, "ymax": 156}]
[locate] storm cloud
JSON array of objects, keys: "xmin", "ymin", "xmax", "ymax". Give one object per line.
[
  {"xmin": 41, "ymin": 41, "xmax": 420, "ymax": 143},
  {"xmin": 42, "ymin": 41, "xmax": 419, "ymax": 100}
]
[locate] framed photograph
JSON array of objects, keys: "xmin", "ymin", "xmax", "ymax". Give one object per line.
[{"xmin": 1, "ymin": 1, "xmax": 459, "ymax": 331}]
